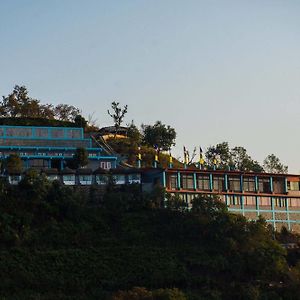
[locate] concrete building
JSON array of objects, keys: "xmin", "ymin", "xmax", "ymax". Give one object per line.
[{"xmin": 0, "ymin": 125, "xmax": 117, "ymax": 171}]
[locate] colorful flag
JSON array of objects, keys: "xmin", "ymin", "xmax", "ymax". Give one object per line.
[{"xmin": 199, "ymin": 146, "xmax": 204, "ymax": 165}]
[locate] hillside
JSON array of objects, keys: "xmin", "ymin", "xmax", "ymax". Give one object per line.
[{"xmin": 1, "ymin": 173, "xmax": 300, "ymax": 299}]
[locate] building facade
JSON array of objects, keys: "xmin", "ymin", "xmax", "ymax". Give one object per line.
[
  {"xmin": 0, "ymin": 125, "xmax": 117, "ymax": 171},
  {"xmin": 1, "ymin": 124, "xmax": 300, "ymax": 232},
  {"xmin": 162, "ymin": 168, "xmax": 300, "ymax": 232}
]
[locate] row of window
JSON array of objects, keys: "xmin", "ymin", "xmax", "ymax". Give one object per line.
[
  {"xmin": 168, "ymin": 193, "xmax": 300, "ymax": 208},
  {"xmin": 168, "ymin": 174, "xmax": 291, "ymax": 194},
  {"xmin": 8, "ymin": 173, "xmax": 141, "ymax": 186},
  {"xmin": 0, "ymin": 127, "xmax": 82, "ymax": 139}
]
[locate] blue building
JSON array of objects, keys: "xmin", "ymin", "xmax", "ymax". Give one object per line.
[{"xmin": 0, "ymin": 125, "xmax": 117, "ymax": 171}]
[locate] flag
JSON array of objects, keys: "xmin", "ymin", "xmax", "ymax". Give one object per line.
[
  {"xmin": 137, "ymin": 146, "xmax": 142, "ymax": 160},
  {"xmin": 169, "ymin": 150, "xmax": 173, "ymax": 164},
  {"xmin": 199, "ymin": 146, "xmax": 204, "ymax": 165},
  {"xmin": 183, "ymin": 146, "xmax": 187, "ymax": 164},
  {"xmin": 154, "ymin": 145, "xmax": 159, "ymax": 162}
]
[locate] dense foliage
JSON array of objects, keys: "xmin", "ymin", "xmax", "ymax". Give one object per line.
[
  {"xmin": 0, "ymin": 85, "xmax": 88, "ymax": 129},
  {"xmin": 0, "ymin": 173, "xmax": 300, "ymax": 299},
  {"xmin": 142, "ymin": 121, "xmax": 176, "ymax": 151}
]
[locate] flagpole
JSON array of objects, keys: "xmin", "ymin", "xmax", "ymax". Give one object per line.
[
  {"xmin": 169, "ymin": 149, "xmax": 173, "ymax": 169},
  {"xmin": 137, "ymin": 146, "xmax": 141, "ymax": 169}
]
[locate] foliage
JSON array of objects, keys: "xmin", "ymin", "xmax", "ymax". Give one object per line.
[
  {"xmin": 106, "ymin": 139, "xmax": 182, "ymax": 168},
  {"xmin": 142, "ymin": 121, "xmax": 176, "ymax": 151},
  {"xmin": 0, "ymin": 116, "xmax": 79, "ymax": 127},
  {"xmin": 205, "ymin": 142, "xmax": 265, "ymax": 172},
  {"xmin": 74, "ymin": 114, "xmax": 88, "ymax": 129},
  {"xmin": 263, "ymin": 154, "xmax": 288, "ymax": 174},
  {"xmin": 205, "ymin": 142, "xmax": 231, "ymax": 169},
  {"xmin": 72, "ymin": 148, "xmax": 89, "ymax": 169},
  {"xmin": 107, "ymin": 101, "xmax": 128, "ymax": 135},
  {"xmin": 5, "ymin": 154, "xmax": 23, "ymax": 174},
  {"xmin": 127, "ymin": 121, "xmax": 142, "ymax": 145},
  {"xmin": 112, "ymin": 287, "xmax": 187, "ymax": 300},
  {"xmin": 0, "ymin": 177, "xmax": 298, "ymax": 299},
  {"xmin": 1, "ymin": 85, "xmax": 82, "ymax": 123}
]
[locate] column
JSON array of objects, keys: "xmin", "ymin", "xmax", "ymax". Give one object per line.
[
  {"xmin": 270, "ymin": 176, "xmax": 273, "ymax": 193},
  {"xmin": 224, "ymin": 174, "xmax": 228, "ymax": 191},
  {"xmin": 193, "ymin": 173, "xmax": 197, "ymax": 190},
  {"xmin": 286, "ymin": 198, "xmax": 291, "ymax": 231},
  {"xmin": 255, "ymin": 176, "xmax": 259, "ymax": 192},
  {"xmin": 209, "ymin": 173, "xmax": 213, "ymax": 191},
  {"xmin": 177, "ymin": 171, "xmax": 181, "ymax": 190},
  {"xmin": 162, "ymin": 171, "xmax": 166, "ymax": 188}
]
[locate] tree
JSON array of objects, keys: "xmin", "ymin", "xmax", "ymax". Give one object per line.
[
  {"xmin": 1, "ymin": 85, "xmax": 82, "ymax": 121},
  {"xmin": 5, "ymin": 154, "xmax": 23, "ymax": 173},
  {"xmin": 54, "ymin": 104, "xmax": 81, "ymax": 122},
  {"xmin": 230, "ymin": 146, "xmax": 264, "ymax": 172},
  {"xmin": 72, "ymin": 148, "xmax": 88, "ymax": 169},
  {"xmin": 127, "ymin": 120, "xmax": 142, "ymax": 145},
  {"xmin": 263, "ymin": 154, "xmax": 288, "ymax": 173},
  {"xmin": 1, "ymin": 85, "xmax": 34, "ymax": 117},
  {"xmin": 107, "ymin": 101, "xmax": 128, "ymax": 136},
  {"xmin": 205, "ymin": 142, "xmax": 231, "ymax": 169},
  {"xmin": 142, "ymin": 121, "xmax": 176, "ymax": 151},
  {"xmin": 74, "ymin": 115, "xmax": 87, "ymax": 128}
]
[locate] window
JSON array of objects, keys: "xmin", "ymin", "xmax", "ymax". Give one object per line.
[
  {"xmin": 274, "ymin": 197, "xmax": 285, "ymax": 207},
  {"xmin": 258, "ymin": 178, "xmax": 271, "ymax": 193},
  {"xmin": 29, "ymin": 159, "xmax": 48, "ymax": 168},
  {"xmin": 243, "ymin": 177, "xmax": 256, "ymax": 192},
  {"xmin": 35, "ymin": 128, "xmax": 48, "ymax": 138},
  {"xmin": 259, "ymin": 196, "xmax": 271, "ymax": 206},
  {"xmin": 244, "ymin": 196, "xmax": 256, "ymax": 206},
  {"xmin": 51, "ymin": 129, "xmax": 64, "ymax": 138},
  {"xmin": 63, "ymin": 174, "xmax": 75, "ymax": 185},
  {"xmin": 273, "ymin": 178, "xmax": 285, "ymax": 194},
  {"xmin": 169, "ymin": 174, "xmax": 178, "ymax": 190},
  {"xmin": 181, "ymin": 174, "xmax": 194, "ymax": 190},
  {"xmin": 228, "ymin": 195, "xmax": 241, "ymax": 206},
  {"xmin": 197, "ymin": 174, "xmax": 210, "ymax": 190},
  {"xmin": 100, "ymin": 161, "xmax": 112, "ymax": 170},
  {"xmin": 288, "ymin": 181, "xmax": 300, "ymax": 191},
  {"xmin": 47, "ymin": 174, "xmax": 58, "ymax": 181},
  {"xmin": 96, "ymin": 175, "xmax": 108, "ymax": 185},
  {"xmin": 228, "ymin": 176, "xmax": 241, "ymax": 192},
  {"xmin": 6, "ymin": 127, "xmax": 32, "ymax": 137},
  {"xmin": 113, "ymin": 174, "xmax": 126, "ymax": 184},
  {"xmin": 67, "ymin": 129, "xmax": 81, "ymax": 139},
  {"xmin": 128, "ymin": 173, "xmax": 141, "ymax": 184},
  {"xmin": 79, "ymin": 175, "xmax": 92, "ymax": 185},
  {"xmin": 289, "ymin": 198, "xmax": 300, "ymax": 207},
  {"xmin": 213, "ymin": 176, "xmax": 224, "ymax": 192}
]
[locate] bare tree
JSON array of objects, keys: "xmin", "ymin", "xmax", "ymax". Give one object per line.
[{"xmin": 107, "ymin": 101, "xmax": 128, "ymax": 137}]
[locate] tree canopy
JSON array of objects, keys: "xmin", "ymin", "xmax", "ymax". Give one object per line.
[
  {"xmin": 263, "ymin": 154, "xmax": 288, "ymax": 173},
  {"xmin": 1, "ymin": 85, "xmax": 83, "ymax": 124},
  {"xmin": 142, "ymin": 121, "xmax": 176, "ymax": 151}
]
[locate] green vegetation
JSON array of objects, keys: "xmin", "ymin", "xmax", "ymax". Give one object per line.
[
  {"xmin": 141, "ymin": 121, "xmax": 176, "ymax": 151},
  {"xmin": 0, "ymin": 173, "xmax": 300, "ymax": 299},
  {"xmin": 263, "ymin": 154, "xmax": 288, "ymax": 174},
  {"xmin": 0, "ymin": 85, "xmax": 87, "ymax": 128},
  {"xmin": 72, "ymin": 147, "xmax": 89, "ymax": 169},
  {"xmin": 5, "ymin": 154, "xmax": 23, "ymax": 173}
]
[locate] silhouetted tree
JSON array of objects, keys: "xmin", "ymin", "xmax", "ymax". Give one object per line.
[
  {"xmin": 263, "ymin": 154, "xmax": 288, "ymax": 173},
  {"xmin": 107, "ymin": 101, "xmax": 128, "ymax": 136}
]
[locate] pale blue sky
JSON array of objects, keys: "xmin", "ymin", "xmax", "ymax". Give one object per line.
[{"xmin": 0, "ymin": 1, "xmax": 300, "ymax": 172}]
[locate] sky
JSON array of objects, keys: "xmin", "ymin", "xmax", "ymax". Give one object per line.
[{"xmin": 0, "ymin": 0, "xmax": 300, "ymax": 172}]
